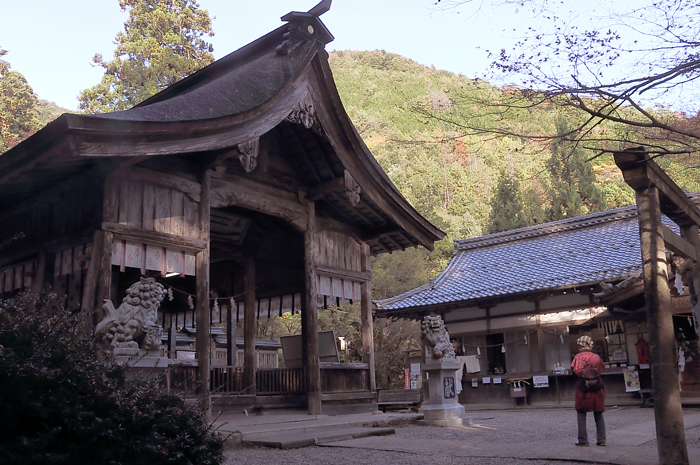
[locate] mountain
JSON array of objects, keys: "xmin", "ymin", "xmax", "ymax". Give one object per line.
[{"xmin": 327, "ymin": 50, "xmax": 698, "ymax": 296}]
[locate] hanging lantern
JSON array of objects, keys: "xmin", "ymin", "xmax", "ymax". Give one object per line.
[
  {"xmin": 188, "ymin": 295, "xmax": 194, "ymax": 310},
  {"xmin": 501, "ymin": 344, "xmax": 506, "ymax": 353}
]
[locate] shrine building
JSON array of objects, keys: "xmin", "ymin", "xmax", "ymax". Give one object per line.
[{"xmin": 0, "ymin": 1, "xmax": 444, "ymax": 415}]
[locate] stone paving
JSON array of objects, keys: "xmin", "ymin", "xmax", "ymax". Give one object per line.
[{"xmin": 218, "ymin": 408, "xmax": 700, "ymax": 464}]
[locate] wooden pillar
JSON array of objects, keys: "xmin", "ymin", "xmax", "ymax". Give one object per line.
[
  {"xmin": 680, "ymin": 224, "xmax": 700, "ymax": 337},
  {"xmin": 195, "ymin": 169, "xmax": 211, "ymax": 419},
  {"xmin": 168, "ymin": 317, "xmax": 177, "ymax": 359},
  {"xmin": 243, "ymin": 250, "xmax": 256, "ymax": 394},
  {"xmin": 303, "ymin": 201, "xmax": 321, "ymax": 415},
  {"xmin": 636, "ymin": 187, "xmax": 689, "ymax": 465},
  {"xmin": 360, "ymin": 242, "xmax": 376, "ymax": 392},
  {"xmin": 96, "ymin": 231, "xmax": 114, "ymax": 305},
  {"xmin": 31, "ymin": 249, "xmax": 46, "ymax": 295},
  {"xmin": 227, "ymin": 303, "xmax": 236, "ymax": 366}
]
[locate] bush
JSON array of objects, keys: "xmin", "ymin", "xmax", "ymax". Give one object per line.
[{"xmin": 0, "ymin": 293, "xmax": 223, "ymax": 465}]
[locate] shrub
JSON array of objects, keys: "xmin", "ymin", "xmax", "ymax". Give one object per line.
[{"xmin": 0, "ymin": 293, "xmax": 223, "ymax": 465}]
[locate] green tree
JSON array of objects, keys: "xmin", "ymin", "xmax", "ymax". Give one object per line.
[
  {"xmin": 0, "ymin": 49, "xmax": 40, "ymax": 153},
  {"xmin": 0, "ymin": 293, "xmax": 223, "ymax": 465},
  {"xmin": 79, "ymin": 0, "xmax": 215, "ymax": 113},
  {"xmin": 487, "ymin": 167, "xmax": 529, "ymax": 233},
  {"xmin": 547, "ymin": 120, "xmax": 606, "ymax": 220}
]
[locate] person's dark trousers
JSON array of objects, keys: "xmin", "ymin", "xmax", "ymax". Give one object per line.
[{"xmin": 577, "ymin": 411, "xmax": 606, "ymax": 445}]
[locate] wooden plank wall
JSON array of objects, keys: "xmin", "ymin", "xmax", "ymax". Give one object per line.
[
  {"xmin": 105, "ymin": 175, "xmax": 200, "ymax": 238},
  {"xmin": 316, "ymin": 230, "xmax": 362, "ymax": 271},
  {"xmin": 0, "ymin": 183, "xmax": 102, "ymax": 260}
]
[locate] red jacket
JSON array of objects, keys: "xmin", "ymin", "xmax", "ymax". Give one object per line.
[{"xmin": 571, "ymin": 350, "xmax": 605, "ymax": 412}]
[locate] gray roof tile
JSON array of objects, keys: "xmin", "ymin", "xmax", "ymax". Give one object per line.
[{"xmin": 377, "ymin": 198, "xmax": 696, "ymax": 312}]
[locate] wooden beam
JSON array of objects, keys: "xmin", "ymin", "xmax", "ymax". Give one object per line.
[
  {"xmin": 662, "ymin": 224, "xmax": 697, "ymax": 260},
  {"xmin": 303, "ymin": 201, "xmax": 322, "ymax": 415},
  {"xmin": 243, "ymin": 249, "xmax": 256, "ymax": 395},
  {"xmin": 635, "ymin": 187, "xmax": 689, "ymax": 465},
  {"xmin": 307, "ymin": 176, "xmax": 344, "ymax": 201},
  {"xmin": 360, "ymin": 242, "xmax": 376, "ymax": 392},
  {"xmin": 195, "ymin": 169, "xmax": 211, "ymax": 420},
  {"xmin": 614, "ymin": 149, "xmax": 700, "ymax": 226},
  {"xmin": 315, "ymin": 264, "xmax": 371, "ymax": 282},
  {"xmin": 210, "ymin": 171, "xmax": 307, "ymax": 230},
  {"xmin": 101, "ymin": 222, "xmax": 207, "ymax": 252}
]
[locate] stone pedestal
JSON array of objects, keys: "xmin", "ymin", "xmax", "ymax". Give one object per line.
[
  {"xmin": 418, "ymin": 361, "xmax": 471, "ymax": 427},
  {"xmin": 114, "ymin": 348, "xmax": 169, "ymax": 382}
]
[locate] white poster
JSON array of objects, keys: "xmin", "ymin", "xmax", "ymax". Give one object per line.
[{"xmin": 533, "ymin": 375, "xmax": 549, "ymax": 388}]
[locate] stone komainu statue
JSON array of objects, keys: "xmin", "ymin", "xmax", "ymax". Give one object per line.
[
  {"xmin": 95, "ymin": 277, "xmax": 166, "ymax": 351},
  {"xmin": 421, "ymin": 315, "xmax": 455, "ymax": 362}
]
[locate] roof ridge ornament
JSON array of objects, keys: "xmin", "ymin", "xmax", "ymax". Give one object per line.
[{"xmin": 277, "ymin": 0, "xmax": 334, "ymax": 55}]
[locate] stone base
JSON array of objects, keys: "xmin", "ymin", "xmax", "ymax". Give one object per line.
[
  {"xmin": 418, "ymin": 416, "xmax": 471, "ymax": 427},
  {"xmin": 418, "ymin": 360, "xmax": 471, "ymax": 427}
]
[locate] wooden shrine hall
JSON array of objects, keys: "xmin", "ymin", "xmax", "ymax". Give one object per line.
[{"xmin": 0, "ymin": 0, "xmax": 443, "ymax": 415}]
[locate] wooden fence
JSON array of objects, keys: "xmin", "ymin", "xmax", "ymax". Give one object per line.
[{"xmin": 210, "ymin": 367, "xmax": 305, "ymax": 395}]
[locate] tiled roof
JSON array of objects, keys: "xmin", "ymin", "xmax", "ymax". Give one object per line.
[{"xmin": 377, "ymin": 199, "xmax": 695, "ymax": 312}]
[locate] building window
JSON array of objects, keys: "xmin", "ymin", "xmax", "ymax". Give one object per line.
[{"xmin": 605, "ymin": 332, "xmax": 627, "ymax": 363}]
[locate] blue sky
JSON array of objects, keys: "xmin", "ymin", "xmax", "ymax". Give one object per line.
[
  {"xmin": 1, "ymin": 0, "xmax": 532, "ymax": 110},
  {"xmin": 3, "ymin": 0, "xmax": 651, "ymax": 112}
]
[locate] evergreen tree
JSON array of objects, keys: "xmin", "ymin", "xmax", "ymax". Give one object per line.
[
  {"xmin": 79, "ymin": 0, "xmax": 215, "ymax": 113},
  {"xmin": 0, "ymin": 49, "xmax": 40, "ymax": 153},
  {"xmin": 487, "ymin": 168, "xmax": 529, "ymax": 233},
  {"xmin": 547, "ymin": 120, "xmax": 606, "ymax": 221}
]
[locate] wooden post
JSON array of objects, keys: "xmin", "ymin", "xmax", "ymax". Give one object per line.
[
  {"xmin": 680, "ymin": 224, "xmax": 700, "ymax": 337},
  {"xmin": 227, "ymin": 303, "xmax": 236, "ymax": 366},
  {"xmin": 303, "ymin": 201, "xmax": 321, "ymax": 415},
  {"xmin": 195, "ymin": 169, "xmax": 211, "ymax": 419},
  {"xmin": 81, "ymin": 230, "xmax": 103, "ymax": 327},
  {"xmin": 243, "ymin": 250, "xmax": 256, "ymax": 395},
  {"xmin": 636, "ymin": 187, "xmax": 689, "ymax": 465},
  {"xmin": 31, "ymin": 249, "xmax": 46, "ymax": 295},
  {"xmin": 168, "ymin": 317, "xmax": 177, "ymax": 359},
  {"xmin": 96, "ymin": 231, "xmax": 114, "ymax": 306},
  {"xmin": 360, "ymin": 242, "xmax": 376, "ymax": 392}
]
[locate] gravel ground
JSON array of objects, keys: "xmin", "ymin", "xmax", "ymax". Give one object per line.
[{"xmin": 223, "ymin": 407, "xmax": 700, "ymax": 465}]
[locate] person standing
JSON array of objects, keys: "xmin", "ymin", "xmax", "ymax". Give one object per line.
[{"xmin": 571, "ymin": 335, "xmax": 606, "ymax": 446}]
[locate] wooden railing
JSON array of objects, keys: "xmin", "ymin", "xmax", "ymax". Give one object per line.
[
  {"xmin": 257, "ymin": 367, "xmax": 305, "ymax": 395},
  {"xmin": 210, "ymin": 366, "xmax": 305, "ymax": 395},
  {"xmin": 210, "ymin": 366, "xmax": 245, "ymax": 394}
]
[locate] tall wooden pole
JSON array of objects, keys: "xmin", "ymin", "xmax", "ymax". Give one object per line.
[
  {"xmin": 303, "ymin": 201, "xmax": 321, "ymax": 415},
  {"xmin": 636, "ymin": 187, "xmax": 689, "ymax": 465},
  {"xmin": 243, "ymin": 250, "xmax": 256, "ymax": 395},
  {"xmin": 360, "ymin": 242, "xmax": 376, "ymax": 392},
  {"xmin": 195, "ymin": 169, "xmax": 211, "ymax": 419}
]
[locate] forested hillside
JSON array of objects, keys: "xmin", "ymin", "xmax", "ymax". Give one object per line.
[{"xmin": 327, "ymin": 50, "xmax": 700, "ymax": 298}]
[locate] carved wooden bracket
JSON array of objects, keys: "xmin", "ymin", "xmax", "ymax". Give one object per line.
[
  {"xmin": 285, "ymin": 95, "xmax": 318, "ymax": 131},
  {"xmin": 237, "ymin": 137, "xmax": 259, "ymax": 173},
  {"xmin": 344, "ymin": 170, "xmax": 361, "ymax": 206}
]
